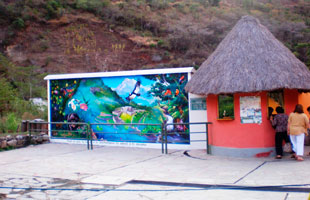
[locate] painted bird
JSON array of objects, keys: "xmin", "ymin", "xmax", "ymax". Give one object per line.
[
  {"xmin": 164, "ymin": 89, "xmax": 172, "ymax": 96},
  {"xmin": 179, "ymin": 75, "xmax": 185, "ymax": 84},
  {"xmin": 175, "ymin": 89, "xmax": 179, "ymax": 96},
  {"xmin": 126, "ymin": 80, "xmax": 141, "ymax": 101}
]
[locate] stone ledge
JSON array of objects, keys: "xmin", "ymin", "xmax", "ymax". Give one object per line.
[{"xmin": 0, "ymin": 133, "xmax": 50, "ymax": 150}]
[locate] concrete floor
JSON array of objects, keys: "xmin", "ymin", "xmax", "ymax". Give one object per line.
[{"xmin": 0, "ymin": 143, "xmax": 309, "ymax": 200}]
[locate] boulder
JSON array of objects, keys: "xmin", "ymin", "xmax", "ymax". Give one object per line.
[
  {"xmin": 31, "ymin": 136, "xmax": 37, "ymax": 144},
  {"xmin": 16, "ymin": 135, "xmax": 24, "ymax": 140},
  {"xmin": 7, "ymin": 139, "xmax": 17, "ymax": 147},
  {"xmin": 43, "ymin": 135, "xmax": 49, "ymax": 141},
  {"xmin": 16, "ymin": 139, "xmax": 23, "ymax": 146},
  {"xmin": 36, "ymin": 136, "xmax": 43, "ymax": 143},
  {"xmin": 6, "ymin": 135, "xmax": 12, "ymax": 140},
  {"xmin": 0, "ymin": 140, "xmax": 7, "ymax": 149}
]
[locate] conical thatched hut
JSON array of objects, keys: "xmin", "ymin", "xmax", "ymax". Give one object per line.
[
  {"xmin": 186, "ymin": 15, "xmax": 310, "ymax": 94},
  {"xmin": 185, "ymin": 15, "xmax": 310, "ymax": 157}
]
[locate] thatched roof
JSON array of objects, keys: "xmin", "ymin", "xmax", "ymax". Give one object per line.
[{"xmin": 185, "ymin": 15, "xmax": 310, "ymax": 95}]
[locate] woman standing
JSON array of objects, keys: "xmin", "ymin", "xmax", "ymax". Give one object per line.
[
  {"xmin": 288, "ymin": 104, "xmax": 309, "ymax": 161},
  {"xmin": 271, "ymin": 106, "xmax": 289, "ymax": 159}
]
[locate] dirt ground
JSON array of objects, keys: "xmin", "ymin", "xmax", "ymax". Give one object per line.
[{"xmin": 6, "ymin": 13, "xmax": 172, "ymax": 74}]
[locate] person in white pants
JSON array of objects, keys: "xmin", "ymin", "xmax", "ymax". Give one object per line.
[{"xmin": 288, "ymin": 104, "xmax": 309, "ymax": 161}]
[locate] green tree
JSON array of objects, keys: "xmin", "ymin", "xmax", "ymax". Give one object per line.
[
  {"xmin": 146, "ymin": 74, "xmax": 189, "ymax": 122},
  {"xmin": 0, "ymin": 54, "xmax": 47, "ymax": 133},
  {"xmin": 0, "ymin": 53, "xmax": 46, "ymax": 100},
  {"xmin": 0, "ymin": 77, "xmax": 18, "ymax": 116}
]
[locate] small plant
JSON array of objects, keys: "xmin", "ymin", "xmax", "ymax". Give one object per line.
[
  {"xmin": 242, "ymin": 0, "xmax": 254, "ymax": 10},
  {"xmin": 12, "ymin": 18, "xmax": 25, "ymax": 30},
  {"xmin": 189, "ymin": 3, "xmax": 199, "ymax": 13},
  {"xmin": 45, "ymin": 0, "xmax": 63, "ymax": 19},
  {"xmin": 208, "ymin": 0, "xmax": 220, "ymax": 7},
  {"xmin": 164, "ymin": 51, "xmax": 170, "ymax": 58},
  {"xmin": 175, "ymin": 3, "xmax": 186, "ymax": 14},
  {"xmin": 149, "ymin": 43, "xmax": 156, "ymax": 48},
  {"xmin": 0, "ymin": 117, "xmax": 7, "ymax": 133},
  {"xmin": 146, "ymin": 0, "xmax": 169, "ymax": 10},
  {"xmin": 40, "ymin": 39, "xmax": 49, "ymax": 51},
  {"xmin": 157, "ymin": 39, "xmax": 165, "ymax": 47},
  {"xmin": 76, "ymin": 0, "xmax": 110, "ymax": 14}
]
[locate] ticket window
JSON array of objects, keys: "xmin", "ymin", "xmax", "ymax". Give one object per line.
[{"xmin": 267, "ymin": 90, "xmax": 284, "ymax": 119}]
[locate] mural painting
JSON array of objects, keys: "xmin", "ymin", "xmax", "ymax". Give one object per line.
[{"xmin": 50, "ymin": 73, "xmax": 189, "ymax": 144}]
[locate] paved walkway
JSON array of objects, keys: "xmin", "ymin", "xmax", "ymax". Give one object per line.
[{"xmin": 0, "ymin": 143, "xmax": 310, "ymax": 200}]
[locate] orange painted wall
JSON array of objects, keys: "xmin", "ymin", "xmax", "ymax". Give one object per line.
[
  {"xmin": 207, "ymin": 89, "xmax": 298, "ymax": 148},
  {"xmin": 298, "ymin": 93, "xmax": 310, "ymax": 118}
]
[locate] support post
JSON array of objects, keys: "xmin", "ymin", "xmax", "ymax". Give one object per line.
[
  {"xmin": 165, "ymin": 125, "xmax": 168, "ymax": 154},
  {"xmin": 87, "ymin": 124, "xmax": 90, "ymax": 150},
  {"xmin": 27, "ymin": 120, "xmax": 31, "ymax": 144},
  {"xmin": 161, "ymin": 124, "xmax": 164, "ymax": 154},
  {"xmin": 206, "ymin": 123, "xmax": 211, "ymax": 154},
  {"xmin": 90, "ymin": 124, "xmax": 93, "ymax": 150}
]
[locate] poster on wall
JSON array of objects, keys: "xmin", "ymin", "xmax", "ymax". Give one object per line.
[
  {"xmin": 240, "ymin": 96, "xmax": 262, "ymax": 124},
  {"xmin": 50, "ymin": 73, "xmax": 189, "ymax": 144}
]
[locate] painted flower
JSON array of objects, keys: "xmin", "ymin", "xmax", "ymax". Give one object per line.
[
  {"xmin": 68, "ymin": 99, "xmax": 79, "ymax": 111},
  {"xmin": 80, "ymin": 103, "xmax": 88, "ymax": 111},
  {"xmin": 71, "ymin": 104, "xmax": 76, "ymax": 111}
]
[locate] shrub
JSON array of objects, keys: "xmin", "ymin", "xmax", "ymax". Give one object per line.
[
  {"xmin": 242, "ymin": 0, "xmax": 254, "ymax": 10},
  {"xmin": 157, "ymin": 39, "xmax": 165, "ymax": 47},
  {"xmin": 45, "ymin": 0, "xmax": 63, "ymax": 19},
  {"xmin": 0, "ymin": 113, "xmax": 20, "ymax": 133},
  {"xmin": 76, "ymin": 0, "xmax": 110, "ymax": 14},
  {"xmin": 195, "ymin": 0, "xmax": 209, "ymax": 8},
  {"xmin": 189, "ymin": 3, "xmax": 200, "ymax": 13},
  {"xmin": 39, "ymin": 39, "xmax": 49, "ymax": 51},
  {"xmin": 175, "ymin": 3, "xmax": 187, "ymax": 14},
  {"xmin": 12, "ymin": 17, "xmax": 25, "ymax": 29},
  {"xmin": 253, "ymin": 2, "xmax": 272, "ymax": 13},
  {"xmin": 0, "ymin": 2, "xmax": 8, "ymax": 22},
  {"xmin": 208, "ymin": 0, "xmax": 220, "ymax": 7},
  {"xmin": 6, "ymin": 113, "xmax": 20, "ymax": 133},
  {"xmin": 0, "ymin": 77, "xmax": 18, "ymax": 116},
  {"xmin": 168, "ymin": 33, "xmax": 192, "ymax": 52},
  {"xmin": 0, "ymin": 116, "xmax": 6, "ymax": 133},
  {"xmin": 146, "ymin": 0, "xmax": 169, "ymax": 10}
]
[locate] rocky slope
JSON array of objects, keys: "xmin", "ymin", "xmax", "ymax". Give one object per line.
[{"xmin": 1, "ymin": 0, "xmax": 310, "ymax": 74}]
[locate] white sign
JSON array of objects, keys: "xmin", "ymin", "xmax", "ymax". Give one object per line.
[{"xmin": 240, "ymin": 96, "xmax": 262, "ymax": 124}]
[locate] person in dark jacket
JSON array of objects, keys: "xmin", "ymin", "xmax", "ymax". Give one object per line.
[{"xmin": 271, "ymin": 106, "xmax": 289, "ymax": 159}]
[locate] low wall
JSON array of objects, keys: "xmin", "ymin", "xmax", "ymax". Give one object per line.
[
  {"xmin": 209, "ymin": 145, "xmax": 275, "ymax": 158},
  {"xmin": 0, "ymin": 133, "xmax": 49, "ymax": 150}
]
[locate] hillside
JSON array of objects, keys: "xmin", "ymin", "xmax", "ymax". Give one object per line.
[
  {"xmin": 1, "ymin": 0, "xmax": 310, "ymax": 75},
  {"xmin": 1, "ymin": 0, "xmax": 310, "ymax": 133}
]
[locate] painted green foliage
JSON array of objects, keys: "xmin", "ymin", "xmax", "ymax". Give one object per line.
[
  {"xmin": 50, "ymin": 72, "xmax": 189, "ymax": 143},
  {"xmin": 50, "ymin": 79, "xmax": 81, "ymax": 122}
]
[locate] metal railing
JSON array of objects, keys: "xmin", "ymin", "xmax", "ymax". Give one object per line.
[
  {"xmin": 27, "ymin": 121, "xmax": 93, "ymax": 150},
  {"xmin": 26, "ymin": 121, "xmax": 212, "ymax": 154},
  {"xmin": 162, "ymin": 122, "xmax": 212, "ymax": 154},
  {"xmin": 89, "ymin": 122, "xmax": 164, "ymax": 152}
]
